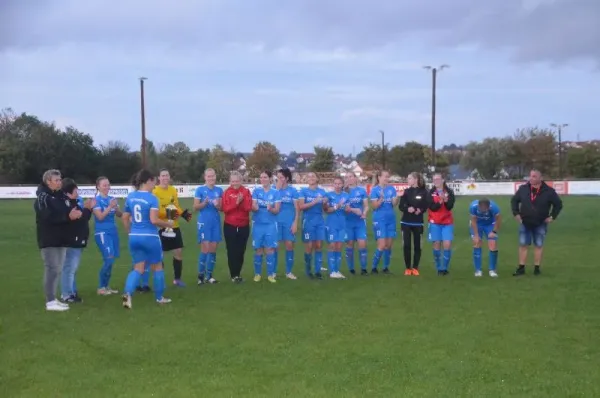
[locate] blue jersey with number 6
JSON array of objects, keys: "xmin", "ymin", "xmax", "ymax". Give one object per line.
[{"xmin": 124, "ymin": 191, "xmax": 159, "ymax": 235}]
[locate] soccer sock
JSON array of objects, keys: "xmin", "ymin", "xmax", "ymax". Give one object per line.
[
  {"xmin": 345, "ymin": 248, "xmax": 355, "ymax": 271},
  {"xmin": 153, "ymin": 269, "xmax": 165, "ymax": 300},
  {"xmin": 336, "ymin": 252, "xmax": 342, "ymax": 273},
  {"xmin": 198, "ymin": 252, "xmax": 208, "ymax": 275},
  {"xmin": 266, "ymin": 252, "xmax": 276, "ymax": 276},
  {"xmin": 125, "ymin": 270, "xmax": 143, "ymax": 296},
  {"xmin": 285, "ymin": 250, "xmax": 294, "ymax": 274},
  {"xmin": 207, "ymin": 253, "xmax": 216, "ymax": 278},
  {"xmin": 99, "ymin": 260, "xmax": 108, "ymax": 288},
  {"xmin": 304, "ymin": 253, "xmax": 312, "ymax": 275},
  {"xmin": 433, "ymin": 249, "xmax": 442, "ymax": 271},
  {"xmin": 105, "ymin": 258, "xmax": 114, "ymax": 286},
  {"xmin": 473, "ymin": 247, "xmax": 482, "ymax": 272},
  {"xmin": 254, "ymin": 253, "xmax": 262, "ymax": 275},
  {"xmin": 359, "ymin": 248, "xmax": 368, "ymax": 271},
  {"xmin": 141, "ymin": 265, "xmax": 150, "ymax": 287},
  {"xmin": 490, "ymin": 250, "xmax": 498, "ymax": 271},
  {"xmin": 443, "ymin": 249, "xmax": 452, "ymax": 271},
  {"xmin": 273, "ymin": 250, "xmax": 279, "ymax": 274},
  {"xmin": 315, "ymin": 251, "xmax": 323, "ymax": 274},
  {"xmin": 383, "ymin": 249, "xmax": 391, "ymax": 269},
  {"xmin": 173, "ymin": 258, "xmax": 183, "ymax": 280},
  {"xmin": 327, "ymin": 251, "xmax": 335, "ymax": 273},
  {"xmin": 372, "ymin": 249, "xmax": 382, "ymax": 270}
]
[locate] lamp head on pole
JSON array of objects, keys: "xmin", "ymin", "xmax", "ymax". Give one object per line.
[{"xmin": 139, "ymin": 76, "xmax": 148, "ymax": 81}]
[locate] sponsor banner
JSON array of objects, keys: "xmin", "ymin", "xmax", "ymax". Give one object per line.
[
  {"xmin": 567, "ymin": 181, "xmax": 600, "ymax": 195},
  {"xmin": 461, "ymin": 182, "xmax": 514, "ymax": 195},
  {"xmin": 77, "ymin": 186, "xmax": 131, "ymax": 198},
  {"xmin": 513, "ymin": 181, "xmax": 569, "ymax": 195},
  {"xmin": 0, "ymin": 186, "xmax": 37, "ymax": 199}
]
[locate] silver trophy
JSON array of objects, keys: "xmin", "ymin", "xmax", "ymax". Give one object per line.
[{"xmin": 162, "ymin": 199, "xmax": 177, "ymax": 238}]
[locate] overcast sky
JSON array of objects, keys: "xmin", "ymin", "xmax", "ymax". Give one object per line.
[{"xmin": 1, "ymin": 0, "xmax": 599, "ymax": 154}]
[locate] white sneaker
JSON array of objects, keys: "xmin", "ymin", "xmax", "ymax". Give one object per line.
[
  {"xmin": 474, "ymin": 270, "xmax": 483, "ymax": 277},
  {"xmin": 286, "ymin": 273, "xmax": 297, "ymax": 280},
  {"xmin": 46, "ymin": 300, "xmax": 69, "ymax": 311},
  {"xmin": 320, "ymin": 267, "xmax": 328, "ymax": 271},
  {"xmin": 489, "ymin": 270, "xmax": 499, "ymax": 278},
  {"xmin": 122, "ymin": 294, "xmax": 132, "ymax": 309},
  {"xmin": 156, "ymin": 297, "xmax": 172, "ymax": 304},
  {"xmin": 330, "ymin": 272, "xmax": 344, "ymax": 279}
]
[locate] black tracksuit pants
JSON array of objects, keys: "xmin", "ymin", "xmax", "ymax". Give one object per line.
[
  {"xmin": 223, "ymin": 223, "xmax": 250, "ymax": 278},
  {"xmin": 401, "ymin": 224, "xmax": 423, "ymax": 269}
]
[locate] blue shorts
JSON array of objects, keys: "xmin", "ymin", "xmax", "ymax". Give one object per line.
[
  {"xmin": 94, "ymin": 230, "xmax": 120, "ymax": 259},
  {"xmin": 302, "ymin": 222, "xmax": 325, "ymax": 243},
  {"xmin": 277, "ymin": 222, "xmax": 296, "ymax": 242},
  {"xmin": 326, "ymin": 226, "xmax": 346, "ymax": 243},
  {"xmin": 129, "ymin": 234, "xmax": 163, "ymax": 265},
  {"xmin": 519, "ymin": 224, "xmax": 547, "ymax": 247},
  {"xmin": 428, "ymin": 223, "xmax": 454, "ymax": 242},
  {"xmin": 197, "ymin": 221, "xmax": 222, "ymax": 243},
  {"xmin": 253, "ymin": 223, "xmax": 278, "ymax": 249},
  {"xmin": 345, "ymin": 221, "xmax": 368, "ymax": 241},
  {"xmin": 469, "ymin": 223, "xmax": 498, "ymax": 241},
  {"xmin": 373, "ymin": 220, "xmax": 397, "ymax": 240}
]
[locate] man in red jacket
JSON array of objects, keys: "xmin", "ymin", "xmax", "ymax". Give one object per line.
[{"xmin": 222, "ymin": 171, "xmax": 253, "ymax": 282}]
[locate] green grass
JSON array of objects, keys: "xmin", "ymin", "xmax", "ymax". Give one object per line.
[{"xmin": 1, "ymin": 196, "xmax": 599, "ymax": 398}]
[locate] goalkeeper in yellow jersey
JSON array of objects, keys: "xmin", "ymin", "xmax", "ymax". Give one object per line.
[{"xmin": 153, "ymin": 169, "xmax": 192, "ymax": 287}]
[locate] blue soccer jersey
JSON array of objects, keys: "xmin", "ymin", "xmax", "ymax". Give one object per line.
[
  {"xmin": 277, "ymin": 186, "xmax": 299, "ymax": 225},
  {"xmin": 124, "ymin": 191, "xmax": 160, "ymax": 235},
  {"xmin": 93, "ymin": 194, "xmax": 118, "ymax": 232},
  {"xmin": 370, "ymin": 185, "xmax": 397, "ymax": 223},
  {"xmin": 299, "ymin": 186, "xmax": 327, "ymax": 242},
  {"xmin": 194, "ymin": 185, "xmax": 223, "ymax": 224},
  {"xmin": 252, "ymin": 187, "xmax": 281, "ymax": 224},
  {"xmin": 326, "ymin": 191, "xmax": 349, "ymax": 242},
  {"xmin": 346, "ymin": 186, "xmax": 368, "ymax": 223},
  {"xmin": 469, "ymin": 200, "xmax": 500, "ymax": 226}
]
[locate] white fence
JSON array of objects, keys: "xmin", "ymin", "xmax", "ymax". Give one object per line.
[{"xmin": 1, "ymin": 180, "xmax": 598, "ymax": 199}]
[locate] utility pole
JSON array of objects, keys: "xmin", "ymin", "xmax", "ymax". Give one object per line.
[
  {"xmin": 423, "ymin": 65, "xmax": 449, "ymax": 169},
  {"xmin": 379, "ymin": 130, "xmax": 386, "ymax": 169},
  {"xmin": 139, "ymin": 77, "xmax": 148, "ymax": 168},
  {"xmin": 550, "ymin": 123, "xmax": 568, "ymax": 179}
]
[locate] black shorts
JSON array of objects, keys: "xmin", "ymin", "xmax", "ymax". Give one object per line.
[{"xmin": 159, "ymin": 227, "xmax": 184, "ymax": 252}]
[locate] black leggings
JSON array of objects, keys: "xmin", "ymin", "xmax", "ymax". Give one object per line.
[
  {"xmin": 402, "ymin": 224, "xmax": 423, "ymax": 269},
  {"xmin": 223, "ymin": 223, "xmax": 250, "ymax": 278}
]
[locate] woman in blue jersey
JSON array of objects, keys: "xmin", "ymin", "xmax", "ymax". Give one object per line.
[
  {"xmin": 251, "ymin": 171, "xmax": 281, "ymax": 283},
  {"xmin": 121, "ymin": 169, "xmax": 173, "ymax": 309},
  {"xmin": 275, "ymin": 168, "xmax": 300, "ymax": 280},
  {"xmin": 344, "ymin": 173, "xmax": 369, "ymax": 276},
  {"xmin": 193, "ymin": 168, "xmax": 223, "ymax": 285},
  {"xmin": 369, "ymin": 170, "xmax": 399, "ymax": 274},
  {"xmin": 325, "ymin": 176, "xmax": 350, "ymax": 279},
  {"xmin": 93, "ymin": 176, "xmax": 123, "ymax": 295},
  {"xmin": 298, "ymin": 172, "xmax": 328, "ymax": 279}
]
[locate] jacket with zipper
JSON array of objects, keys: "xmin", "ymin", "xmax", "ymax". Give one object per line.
[
  {"xmin": 34, "ymin": 183, "xmax": 72, "ymax": 248},
  {"xmin": 222, "ymin": 185, "xmax": 252, "ymax": 227},
  {"xmin": 64, "ymin": 197, "xmax": 93, "ymax": 248},
  {"xmin": 511, "ymin": 181, "xmax": 563, "ymax": 227},
  {"xmin": 428, "ymin": 186, "xmax": 456, "ymax": 225},
  {"xmin": 399, "ymin": 186, "xmax": 431, "ymax": 225}
]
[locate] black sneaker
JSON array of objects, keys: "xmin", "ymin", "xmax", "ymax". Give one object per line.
[
  {"xmin": 534, "ymin": 266, "xmax": 541, "ymax": 276},
  {"xmin": 442, "ymin": 270, "xmax": 449, "ymax": 276},
  {"xmin": 349, "ymin": 269, "xmax": 356, "ymax": 275},
  {"xmin": 135, "ymin": 286, "xmax": 144, "ymax": 292},
  {"xmin": 513, "ymin": 266, "xmax": 526, "ymax": 277},
  {"xmin": 371, "ymin": 268, "xmax": 379, "ymax": 275},
  {"xmin": 197, "ymin": 274, "xmax": 205, "ymax": 285},
  {"xmin": 232, "ymin": 276, "xmax": 243, "ymax": 283},
  {"xmin": 142, "ymin": 286, "xmax": 152, "ymax": 293},
  {"xmin": 71, "ymin": 294, "xmax": 83, "ymax": 303},
  {"xmin": 382, "ymin": 268, "xmax": 391, "ymax": 274},
  {"xmin": 361, "ymin": 269, "xmax": 369, "ymax": 276},
  {"xmin": 315, "ymin": 273, "xmax": 323, "ymax": 280}
]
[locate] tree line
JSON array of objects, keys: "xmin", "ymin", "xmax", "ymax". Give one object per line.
[{"xmin": 1, "ymin": 108, "xmax": 599, "ymax": 185}]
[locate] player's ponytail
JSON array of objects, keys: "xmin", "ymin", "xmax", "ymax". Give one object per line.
[{"xmin": 131, "ymin": 169, "xmax": 154, "ymax": 190}]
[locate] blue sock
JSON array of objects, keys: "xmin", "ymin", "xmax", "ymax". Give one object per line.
[
  {"xmin": 345, "ymin": 248, "xmax": 355, "ymax": 271},
  {"xmin": 153, "ymin": 269, "xmax": 165, "ymax": 300},
  {"xmin": 473, "ymin": 247, "xmax": 482, "ymax": 271},
  {"xmin": 254, "ymin": 253, "xmax": 262, "ymax": 275},
  {"xmin": 336, "ymin": 252, "xmax": 342, "ymax": 273},
  {"xmin": 125, "ymin": 270, "xmax": 143, "ymax": 295},
  {"xmin": 274, "ymin": 250, "xmax": 279, "ymax": 274},
  {"xmin": 315, "ymin": 251, "xmax": 323, "ymax": 274},
  {"xmin": 359, "ymin": 248, "xmax": 368, "ymax": 271},
  {"xmin": 443, "ymin": 249, "xmax": 452, "ymax": 271},
  {"xmin": 433, "ymin": 249, "xmax": 442, "ymax": 271},
  {"xmin": 99, "ymin": 259, "xmax": 110, "ymax": 288},
  {"xmin": 304, "ymin": 253, "xmax": 312, "ymax": 275},
  {"xmin": 285, "ymin": 250, "xmax": 294, "ymax": 274},
  {"xmin": 372, "ymin": 249, "xmax": 382, "ymax": 270},
  {"xmin": 198, "ymin": 253, "xmax": 207, "ymax": 275},
  {"xmin": 490, "ymin": 250, "xmax": 498, "ymax": 271},
  {"xmin": 327, "ymin": 251, "xmax": 335, "ymax": 273},
  {"xmin": 383, "ymin": 249, "xmax": 391, "ymax": 270},
  {"xmin": 266, "ymin": 252, "xmax": 276, "ymax": 275},
  {"xmin": 207, "ymin": 253, "xmax": 216, "ymax": 278},
  {"xmin": 140, "ymin": 263, "xmax": 150, "ymax": 287},
  {"xmin": 105, "ymin": 258, "xmax": 114, "ymax": 287}
]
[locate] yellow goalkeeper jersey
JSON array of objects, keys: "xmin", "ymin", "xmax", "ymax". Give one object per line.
[{"xmin": 152, "ymin": 185, "xmax": 183, "ymax": 229}]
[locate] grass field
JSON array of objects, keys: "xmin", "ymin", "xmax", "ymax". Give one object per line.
[{"xmin": 1, "ymin": 196, "xmax": 599, "ymax": 398}]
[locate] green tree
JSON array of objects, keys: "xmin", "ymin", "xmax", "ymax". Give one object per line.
[
  {"xmin": 206, "ymin": 144, "xmax": 235, "ymax": 182},
  {"xmin": 158, "ymin": 141, "xmax": 192, "ymax": 182},
  {"xmin": 567, "ymin": 143, "xmax": 600, "ymax": 178},
  {"xmin": 388, "ymin": 141, "xmax": 428, "ymax": 176},
  {"xmin": 460, "ymin": 138, "xmax": 506, "ymax": 180},
  {"xmin": 98, "ymin": 141, "xmax": 141, "ymax": 183},
  {"xmin": 311, "ymin": 146, "xmax": 335, "ymax": 172},
  {"xmin": 246, "ymin": 141, "xmax": 281, "ymax": 177}
]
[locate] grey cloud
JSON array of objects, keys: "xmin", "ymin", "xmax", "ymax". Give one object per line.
[{"xmin": 2, "ymin": 0, "xmax": 599, "ymax": 65}]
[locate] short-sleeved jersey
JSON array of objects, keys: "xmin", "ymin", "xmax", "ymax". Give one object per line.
[
  {"xmin": 370, "ymin": 185, "xmax": 397, "ymax": 222},
  {"xmin": 326, "ymin": 191, "xmax": 349, "ymax": 228},
  {"xmin": 346, "ymin": 186, "xmax": 368, "ymax": 223},
  {"xmin": 152, "ymin": 185, "xmax": 182, "ymax": 229},
  {"xmin": 124, "ymin": 191, "xmax": 160, "ymax": 235},
  {"xmin": 194, "ymin": 185, "xmax": 223, "ymax": 224},
  {"xmin": 252, "ymin": 187, "xmax": 281, "ymax": 224},
  {"xmin": 93, "ymin": 194, "xmax": 118, "ymax": 232},
  {"xmin": 299, "ymin": 187, "xmax": 327, "ymax": 223},
  {"xmin": 277, "ymin": 186, "xmax": 299, "ymax": 224},
  {"xmin": 469, "ymin": 200, "xmax": 500, "ymax": 226}
]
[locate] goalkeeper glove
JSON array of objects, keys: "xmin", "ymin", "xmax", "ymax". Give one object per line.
[{"xmin": 181, "ymin": 209, "xmax": 192, "ymax": 222}]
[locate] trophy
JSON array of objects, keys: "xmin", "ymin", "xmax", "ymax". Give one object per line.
[{"xmin": 162, "ymin": 198, "xmax": 177, "ymax": 238}]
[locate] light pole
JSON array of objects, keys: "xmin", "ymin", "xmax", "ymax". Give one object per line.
[
  {"xmin": 139, "ymin": 77, "xmax": 148, "ymax": 168},
  {"xmin": 423, "ymin": 64, "xmax": 449, "ymax": 169},
  {"xmin": 550, "ymin": 122, "xmax": 568, "ymax": 179},
  {"xmin": 379, "ymin": 130, "xmax": 386, "ymax": 169}
]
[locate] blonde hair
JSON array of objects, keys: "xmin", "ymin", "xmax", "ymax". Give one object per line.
[
  {"xmin": 42, "ymin": 169, "xmax": 61, "ymax": 183},
  {"xmin": 229, "ymin": 171, "xmax": 242, "ymax": 181}
]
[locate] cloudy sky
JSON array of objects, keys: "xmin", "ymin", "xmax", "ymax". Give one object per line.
[{"xmin": 1, "ymin": 0, "xmax": 599, "ymax": 155}]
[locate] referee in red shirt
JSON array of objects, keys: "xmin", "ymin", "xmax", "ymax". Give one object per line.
[{"xmin": 222, "ymin": 171, "xmax": 253, "ymax": 282}]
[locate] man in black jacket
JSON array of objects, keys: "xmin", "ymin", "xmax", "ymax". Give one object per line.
[
  {"xmin": 60, "ymin": 178, "xmax": 95, "ymax": 303},
  {"xmin": 510, "ymin": 169, "xmax": 563, "ymax": 276},
  {"xmin": 34, "ymin": 169, "xmax": 83, "ymax": 311}
]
